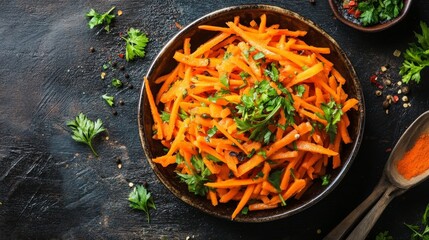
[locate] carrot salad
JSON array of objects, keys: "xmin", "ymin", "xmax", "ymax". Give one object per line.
[{"xmin": 145, "ymin": 14, "xmax": 359, "ymax": 219}]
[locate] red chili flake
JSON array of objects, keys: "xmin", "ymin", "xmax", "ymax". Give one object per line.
[
  {"xmin": 393, "ymin": 95, "xmax": 399, "ymax": 103},
  {"xmin": 118, "ymin": 53, "xmax": 125, "ymax": 59},
  {"xmin": 370, "ymin": 74, "xmax": 378, "ymax": 83}
]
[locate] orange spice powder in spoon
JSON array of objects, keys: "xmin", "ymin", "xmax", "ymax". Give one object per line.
[{"xmin": 397, "ymin": 133, "xmax": 429, "ymax": 180}]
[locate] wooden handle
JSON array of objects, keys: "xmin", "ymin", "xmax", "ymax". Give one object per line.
[{"xmin": 323, "ymin": 175, "xmax": 389, "ymax": 240}]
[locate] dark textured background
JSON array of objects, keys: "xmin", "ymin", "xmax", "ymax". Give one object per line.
[{"xmin": 1, "ymin": 1, "xmax": 429, "ymax": 239}]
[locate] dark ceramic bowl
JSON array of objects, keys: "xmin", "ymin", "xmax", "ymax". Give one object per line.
[
  {"xmin": 329, "ymin": 0, "xmax": 412, "ymax": 32},
  {"xmin": 138, "ymin": 4, "xmax": 365, "ymax": 222}
]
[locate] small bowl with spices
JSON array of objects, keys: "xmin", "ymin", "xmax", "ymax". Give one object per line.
[
  {"xmin": 328, "ymin": 0, "xmax": 413, "ymax": 32},
  {"xmin": 138, "ymin": 4, "xmax": 365, "ymax": 222}
]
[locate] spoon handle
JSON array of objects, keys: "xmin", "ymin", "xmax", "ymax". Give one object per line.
[
  {"xmin": 323, "ymin": 175, "xmax": 389, "ymax": 240},
  {"xmin": 345, "ymin": 184, "xmax": 404, "ymax": 240}
]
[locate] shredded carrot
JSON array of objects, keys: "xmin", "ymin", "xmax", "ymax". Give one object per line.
[{"xmin": 146, "ymin": 14, "xmax": 359, "ymax": 219}]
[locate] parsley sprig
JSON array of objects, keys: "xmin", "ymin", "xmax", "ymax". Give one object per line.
[
  {"xmin": 404, "ymin": 203, "xmax": 429, "ymax": 239},
  {"xmin": 317, "ymin": 100, "xmax": 343, "ymax": 142},
  {"xmin": 67, "ymin": 113, "xmax": 106, "ymax": 156},
  {"xmin": 128, "ymin": 184, "xmax": 156, "ymax": 223},
  {"xmin": 400, "ymin": 21, "xmax": 429, "ymax": 84},
  {"xmin": 358, "ymin": 0, "xmax": 404, "ymax": 26},
  {"xmin": 86, "ymin": 6, "xmax": 116, "ymax": 32},
  {"xmin": 235, "ymin": 78, "xmax": 295, "ymax": 145},
  {"xmin": 122, "ymin": 28, "xmax": 149, "ymax": 61},
  {"xmin": 176, "ymin": 154, "xmax": 211, "ymax": 196}
]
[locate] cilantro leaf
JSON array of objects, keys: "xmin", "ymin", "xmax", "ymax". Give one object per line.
[
  {"xmin": 128, "ymin": 184, "xmax": 156, "ymax": 223},
  {"xmin": 160, "ymin": 111, "xmax": 171, "ymax": 122},
  {"xmin": 122, "ymin": 28, "xmax": 149, "ymax": 61},
  {"xmin": 67, "ymin": 113, "xmax": 105, "ymax": 156},
  {"xmin": 294, "ymin": 85, "xmax": 306, "ymax": 97},
  {"xmin": 400, "ymin": 21, "xmax": 429, "ymax": 84},
  {"xmin": 321, "ymin": 174, "xmax": 331, "ymax": 186},
  {"xmin": 86, "ymin": 6, "xmax": 116, "ymax": 32}
]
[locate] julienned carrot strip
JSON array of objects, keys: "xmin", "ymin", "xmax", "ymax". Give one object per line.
[
  {"xmin": 209, "ymin": 190, "xmax": 218, "ymax": 206},
  {"xmin": 191, "ymin": 32, "xmax": 231, "ymax": 57},
  {"xmin": 219, "ymin": 187, "xmax": 240, "ymax": 203},
  {"xmin": 342, "ymin": 98, "xmax": 359, "ymax": 113},
  {"xmin": 144, "ymin": 77, "xmax": 163, "ymax": 140},
  {"xmin": 231, "ymin": 184, "xmax": 255, "ymax": 219},
  {"xmin": 149, "ymin": 14, "xmax": 359, "ymax": 220},
  {"xmin": 266, "ymin": 128, "xmax": 300, "ymax": 157},
  {"xmin": 296, "ymin": 140, "xmax": 338, "ymax": 156},
  {"xmin": 205, "ymin": 178, "xmax": 263, "ymax": 188},
  {"xmin": 213, "ymin": 121, "xmax": 249, "ymax": 155},
  {"xmin": 237, "ymin": 154, "xmax": 265, "ymax": 177},
  {"xmin": 249, "ymin": 203, "xmax": 278, "ymax": 211},
  {"xmin": 287, "ymin": 62, "xmax": 324, "ymax": 87}
]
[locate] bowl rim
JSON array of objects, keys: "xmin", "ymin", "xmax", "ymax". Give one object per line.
[
  {"xmin": 138, "ymin": 4, "xmax": 366, "ymax": 222},
  {"xmin": 328, "ymin": 0, "xmax": 413, "ymax": 33}
]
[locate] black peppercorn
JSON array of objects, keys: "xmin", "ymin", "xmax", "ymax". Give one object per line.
[
  {"xmin": 401, "ymin": 85, "xmax": 410, "ymax": 95},
  {"xmin": 124, "ymin": 73, "xmax": 130, "ymax": 78},
  {"xmin": 382, "ymin": 100, "xmax": 390, "ymax": 109},
  {"xmin": 89, "ymin": 47, "xmax": 95, "ymax": 53}
]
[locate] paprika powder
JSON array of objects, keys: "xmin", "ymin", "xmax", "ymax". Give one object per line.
[{"xmin": 397, "ymin": 133, "xmax": 429, "ymax": 180}]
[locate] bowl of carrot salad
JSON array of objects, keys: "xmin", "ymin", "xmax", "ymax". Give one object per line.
[{"xmin": 138, "ymin": 4, "xmax": 365, "ymax": 222}]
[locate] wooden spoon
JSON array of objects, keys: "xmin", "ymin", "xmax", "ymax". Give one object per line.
[{"xmin": 324, "ymin": 110, "xmax": 429, "ymax": 240}]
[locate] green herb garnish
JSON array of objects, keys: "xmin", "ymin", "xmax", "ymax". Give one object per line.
[
  {"xmin": 102, "ymin": 93, "xmax": 114, "ymax": 107},
  {"xmin": 111, "ymin": 78, "xmax": 123, "ymax": 88},
  {"xmin": 122, "ymin": 28, "xmax": 149, "ymax": 61},
  {"xmin": 67, "ymin": 113, "xmax": 105, "ymax": 156},
  {"xmin": 317, "ymin": 99, "xmax": 343, "ymax": 142},
  {"xmin": 235, "ymin": 80, "xmax": 295, "ymax": 144},
  {"xmin": 86, "ymin": 6, "xmax": 116, "ymax": 32},
  {"xmin": 128, "ymin": 184, "xmax": 156, "ymax": 223},
  {"xmin": 177, "ymin": 154, "xmax": 211, "ymax": 196},
  {"xmin": 358, "ymin": 0, "xmax": 404, "ymax": 26},
  {"xmin": 400, "ymin": 21, "xmax": 429, "ymax": 84},
  {"xmin": 404, "ymin": 203, "xmax": 429, "ymax": 239},
  {"xmin": 375, "ymin": 231, "xmax": 393, "ymax": 240},
  {"xmin": 321, "ymin": 174, "xmax": 331, "ymax": 186}
]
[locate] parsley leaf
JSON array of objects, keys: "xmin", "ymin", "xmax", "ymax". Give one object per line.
[
  {"xmin": 321, "ymin": 174, "xmax": 331, "ymax": 186},
  {"xmin": 177, "ymin": 154, "xmax": 211, "ymax": 196},
  {"xmin": 268, "ymin": 169, "xmax": 283, "ymax": 192},
  {"xmin": 111, "ymin": 78, "xmax": 123, "ymax": 88},
  {"xmin": 235, "ymin": 80, "xmax": 295, "ymax": 144},
  {"xmin": 317, "ymin": 100, "xmax": 343, "ymax": 142},
  {"xmin": 122, "ymin": 28, "xmax": 149, "ymax": 61},
  {"xmin": 67, "ymin": 113, "xmax": 105, "ymax": 156},
  {"xmin": 400, "ymin": 21, "xmax": 429, "ymax": 84},
  {"xmin": 375, "ymin": 231, "xmax": 393, "ymax": 240},
  {"xmin": 294, "ymin": 85, "xmax": 306, "ymax": 97},
  {"xmin": 128, "ymin": 184, "xmax": 156, "ymax": 223},
  {"xmin": 86, "ymin": 6, "xmax": 116, "ymax": 32},
  {"xmin": 404, "ymin": 203, "xmax": 429, "ymax": 239},
  {"xmin": 102, "ymin": 93, "xmax": 114, "ymax": 107},
  {"xmin": 160, "ymin": 111, "xmax": 171, "ymax": 122},
  {"xmin": 357, "ymin": 0, "xmax": 404, "ymax": 26}
]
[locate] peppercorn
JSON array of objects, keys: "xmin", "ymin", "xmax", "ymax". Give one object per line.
[
  {"xmin": 89, "ymin": 47, "xmax": 95, "ymax": 53},
  {"xmin": 119, "ymin": 65, "xmax": 125, "ymax": 71},
  {"xmin": 382, "ymin": 100, "xmax": 390, "ymax": 109},
  {"xmin": 127, "ymin": 83, "xmax": 134, "ymax": 89},
  {"xmin": 402, "ymin": 96, "xmax": 409, "ymax": 102},
  {"xmin": 124, "ymin": 73, "xmax": 130, "ymax": 78},
  {"xmin": 119, "ymin": 99, "xmax": 125, "ymax": 105},
  {"xmin": 401, "ymin": 85, "xmax": 409, "ymax": 95},
  {"xmin": 112, "ymin": 109, "xmax": 118, "ymax": 115},
  {"xmin": 111, "ymin": 61, "xmax": 117, "ymax": 68}
]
